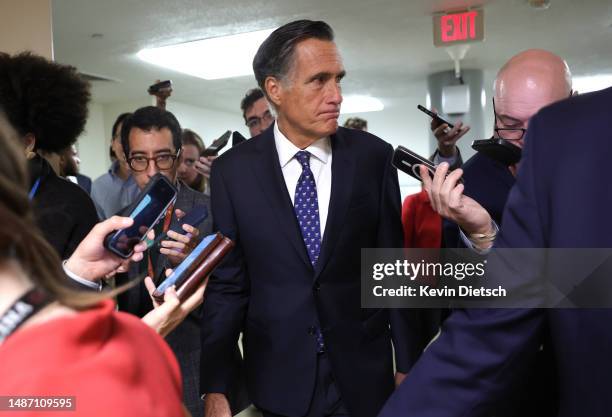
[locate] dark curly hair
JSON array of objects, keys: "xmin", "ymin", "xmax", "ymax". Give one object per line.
[{"xmin": 0, "ymin": 52, "xmax": 91, "ymax": 152}]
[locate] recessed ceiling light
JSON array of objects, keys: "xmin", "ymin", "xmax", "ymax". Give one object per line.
[
  {"xmin": 341, "ymin": 95, "xmax": 384, "ymax": 114},
  {"xmin": 137, "ymin": 28, "xmax": 275, "ymax": 80},
  {"xmin": 573, "ymin": 74, "xmax": 612, "ymax": 94}
]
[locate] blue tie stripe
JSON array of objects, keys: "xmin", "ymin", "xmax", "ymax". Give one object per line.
[{"xmin": 293, "ymin": 151, "xmax": 325, "ymax": 353}]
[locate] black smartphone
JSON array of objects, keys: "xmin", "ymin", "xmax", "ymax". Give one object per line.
[
  {"xmin": 104, "ymin": 174, "xmax": 177, "ymax": 258},
  {"xmin": 202, "ymin": 130, "xmax": 232, "ymax": 157},
  {"xmin": 472, "ymin": 138, "xmax": 522, "ymax": 166},
  {"xmin": 417, "ymin": 104, "xmax": 455, "ymax": 129},
  {"xmin": 392, "ymin": 146, "xmax": 463, "ymax": 183},
  {"xmin": 149, "ymin": 204, "xmax": 208, "ymax": 248},
  {"xmin": 148, "ymin": 80, "xmax": 172, "ymax": 94}
]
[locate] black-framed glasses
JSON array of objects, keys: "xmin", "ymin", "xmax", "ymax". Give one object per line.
[
  {"xmin": 128, "ymin": 152, "xmax": 180, "ymax": 172},
  {"xmin": 493, "ymin": 98, "xmax": 527, "ymax": 141},
  {"xmin": 245, "ymin": 110, "xmax": 274, "ymax": 129}
]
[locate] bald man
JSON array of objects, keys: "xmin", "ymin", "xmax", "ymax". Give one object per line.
[
  {"xmin": 430, "ymin": 49, "xmax": 572, "ymax": 251},
  {"xmin": 378, "ymin": 50, "xmax": 572, "ymax": 417}
]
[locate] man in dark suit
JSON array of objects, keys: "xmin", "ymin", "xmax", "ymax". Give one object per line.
[
  {"xmin": 201, "ymin": 20, "xmax": 420, "ymax": 417},
  {"xmin": 379, "ymin": 85, "xmax": 612, "ymax": 417},
  {"xmin": 407, "ymin": 50, "xmax": 572, "ymax": 417},
  {"xmin": 115, "ymin": 106, "xmax": 212, "ymax": 417},
  {"xmin": 430, "ymin": 49, "xmax": 572, "ymax": 252}
]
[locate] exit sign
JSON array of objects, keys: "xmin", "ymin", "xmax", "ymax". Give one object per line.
[{"xmin": 433, "ymin": 9, "xmax": 484, "ymax": 47}]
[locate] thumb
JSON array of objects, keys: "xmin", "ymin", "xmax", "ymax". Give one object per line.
[{"xmin": 93, "ymin": 215, "xmax": 134, "ymax": 237}]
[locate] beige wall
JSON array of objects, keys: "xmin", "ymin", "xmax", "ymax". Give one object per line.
[{"xmin": 0, "ymin": 0, "xmax": 53, "ymax": 59}]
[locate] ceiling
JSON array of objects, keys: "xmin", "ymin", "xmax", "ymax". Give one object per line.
[{"xmin": 52, "ymin": 0, "xmax": 612, "ymax": 114}]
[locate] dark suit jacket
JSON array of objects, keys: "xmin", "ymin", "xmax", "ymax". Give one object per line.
[
  {"xmin": 200, "ymin": 125, "xmax": 420, "ymax": 417},
  {"xmin": 379, "ymin": 87, "xmax": 612, "ymax": 417},
  {"xmin": 117, "ymin": 182, "xmax": 212, "ymax": 417}
]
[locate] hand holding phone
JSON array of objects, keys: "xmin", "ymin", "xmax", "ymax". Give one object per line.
[
  {"xmin": 104, "ymin": 174, "xmax": 177, "ymax": 258},
  {"xmin": 392, "ymin": 146, "xmax": 463, "ymax": 184},
  {"xmin": 202, "ymin": 130, "xmax": 232, "ymax": 157},
  {"xmin": 153, "ymin": 232, "xmax": 234, "ymax": 303},
  {"xmin": 417, "ymin": 105, "xmax": 454, "ymax": 129}
]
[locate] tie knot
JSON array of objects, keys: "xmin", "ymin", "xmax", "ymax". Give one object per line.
[{"xmin": 295, "ymin": 150, "xmax": 311, "ymax": 168}]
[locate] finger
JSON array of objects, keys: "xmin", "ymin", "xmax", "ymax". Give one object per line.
[
  {"xmin": 133, "ymin": 241, "xmax": 148, "ymax": 254},
  {"xmin": 160, "ymin": 248, "xmax": 186, "ymax": 259},
  {"xmin": 430, "ymin": 163, "xmax": 449, "ymax": 212},
  {"xmin": 93, "ymin": 216, "xmax": 134, "ymax": 238},
  {"xmin": 181, "ymin": 277, "xmax": 208, "ymax": 312},
  {"xmin": 166, "ymin": 231, "xmax": 190, "ymax": 244},
  {"xmin": 161, "ymin": 240, "xmax": 186, "ymax": 249},
  {"xmin": 420, "ymin": 165, "xmax": 434, "ymax": 198},
  {"xmin": 130, "ymin": 251, "xmax": 144, "ymax": 263},
  {"xmin": 181, "ymin": 224, "xmax": 198, "ymax": 236},
  {"xmin": 439, "ymin": 169, "xmax": 463, "ymax": 217},
  {"xmin": 448, "ymin": 183, "xmax": 465, "ymax": 213},
  {"xmin": 432, "ymin": 124, "xmax": 449, "ymax": 139},
  {"xmin": 163, "ymin": 285, "xmax": 180, "ymax": 306},
  {"xmin": 165, "ymin": 268, "xmax": 173, "ymax": 277},
  {"xmin": 144, "ymin": 276, "xmax": 155, "ymax": 293}
]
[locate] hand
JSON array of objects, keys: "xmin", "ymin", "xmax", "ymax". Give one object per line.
[
  {"xmin": 420, "ymin": 163, "xmax": 494, "ymax": 248},
  {"xmin": 149, "ymin": 79, "xmax": 173, "ymax": 110},
  {"xmin": 195, "ymin": 156, "xmax": 216, "ymax": 179},
  {"xmin": 430, "ymin": 107, "xmax": 470, "ymax": 158},
  {"xmin": 64, "ymin": 216, "xmax": 149, "ymax": 281},
  {"xmin": 160, "ymin": 209, "xmax": 200, "ymax": 267},
  {"xmin": 203, "ymin": 393, "xmax": 231, "ymax": 417},
  {"xmin": 395, "ymin": 371, "xmax": 407, "ymax": 387},
  {"xmin": 141, "ymin": 272, "xmax": 208, "ymax": 337}
]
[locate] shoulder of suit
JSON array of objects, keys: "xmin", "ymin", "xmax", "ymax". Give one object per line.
[
  {"xmin": 335, "ymin": 126, "xmax": 393, "ymax": 154},
  {"xmin": 178, "ymin": 182, "xmax": 211, "ymax": 204},
  {"xmin": 536, "ymin": 86, "xmax": 612, "ymax": 128}
]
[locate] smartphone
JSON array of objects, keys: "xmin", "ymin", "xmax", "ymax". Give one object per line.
[
  {"xmin": 202, "ymin": 130, "xmax": 232, "ymax": 157},
  {"xmin": 472, "ymin": 138, "xmax": 522, "ymax": 166},
  {"xmin": 232, "ymin": 131, "xmax": 247, "ymax": 147},
  {"xmin": 417, "ymin": 105, "xmax": 455, "ymax": 129},
  {"xmin": 153, "ymin": 232, "xmax": 234, "ymax": 302},
  {"xmin": 148, "ymin": 80, "xmax": 172, "ymax": 94},
  {"xmin": 148, "ymin": 204, "xmax": 208, "ymax": 249},
  {"xmin": 104, "ymin": 174, "xmax": 177, "ymax": 258},
  {"xmin": 392, "ymin": 146, "xmax": 463, "ymax": 183}
]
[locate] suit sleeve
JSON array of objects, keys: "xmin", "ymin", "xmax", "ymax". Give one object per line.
[
  {"xmin": 200, "ymin": 161, "xmax": 250, "ymax": 399},
  {"xmin": 376, "ymin": 145, "xmax": 431, "ymax": 373},
  {"xmin": 378, "ymin": 114, "xmax": 549, "ymax": 417}
]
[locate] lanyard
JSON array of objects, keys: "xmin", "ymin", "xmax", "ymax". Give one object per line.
[
  {"xmin": 147, "ymin": 204, "xmax": 175, "ymax": 279},
  {"xmin": 0, "ymin": 288, "xmax": 52, "ymax": 345},
  {"xmin": 28, "ymin": 177, "xmax": 41, "ymax": 200}
]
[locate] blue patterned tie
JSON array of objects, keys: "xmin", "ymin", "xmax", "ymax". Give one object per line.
[
  {"xmin": 294, "ymin": 151, "xmax": 321, "ymax": 265},
  {"xmin": 293, "ymin": 151, "xmax": 325, "ymax": 353}
]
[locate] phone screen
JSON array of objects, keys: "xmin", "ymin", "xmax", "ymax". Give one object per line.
[
  {"xmin": 156, "ymin": 233, "xmax": 218, "ymax": 293},
  {"xmin": 106, "ymin": 176, "xmax": 176, "ymax": 257}
]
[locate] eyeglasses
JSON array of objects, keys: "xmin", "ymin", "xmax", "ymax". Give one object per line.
[
  {"xmin": 245, "ymin": 110, "xmax": 274, "ymax": 129},
  {"xmin": 492, "ymin": 98, "xmax": 527, "ymax": 141},
  {"xmin": 128, "ymin": 152, "xmax": 179, "ymax": 172}
]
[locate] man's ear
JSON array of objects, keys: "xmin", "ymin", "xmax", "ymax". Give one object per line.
[
  {"xmin": 265, "ymin": 76, "xmax": 284, "ymax": 108},
  {"xmin": 24, "ymin": 133, "xmax": 36, "ymax": 159}
]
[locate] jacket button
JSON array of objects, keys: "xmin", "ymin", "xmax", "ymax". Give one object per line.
[{"xmin": 314, "ymin": 282, "xmax": 321, "ymax": 291}]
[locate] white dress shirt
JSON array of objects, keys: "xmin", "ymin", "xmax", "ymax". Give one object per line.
[{"xmin": 274, "ymin": 122, "xmax": 332, "ymax": 238}]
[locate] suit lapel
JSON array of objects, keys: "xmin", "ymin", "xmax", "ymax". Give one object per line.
[
  {"xmin": 314, "ymin": 130, "xmax": 355, "ymax": 280},
  {"xmin": 251, "ymin": 128, "xmax": 313, "ymax": 270}
]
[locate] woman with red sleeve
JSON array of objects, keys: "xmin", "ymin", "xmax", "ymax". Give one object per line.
[{"xmin": 0, "ymin": 132, "xmax": 187, "ymax": 416}]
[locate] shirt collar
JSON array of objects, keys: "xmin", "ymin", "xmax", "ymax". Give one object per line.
[{"xmin": 273, "ymin": 122, "xmax": 331, "ymax": 168}]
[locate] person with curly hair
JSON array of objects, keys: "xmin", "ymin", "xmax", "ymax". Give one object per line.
[{"xmin": 0, "ymin": 52, "xmax": 98, "ymax": 260}]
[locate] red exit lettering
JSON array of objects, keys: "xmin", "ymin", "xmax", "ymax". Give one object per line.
[{"xmin": 441, "ymin": 11, "xmax": 478, "ymax": 43}]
